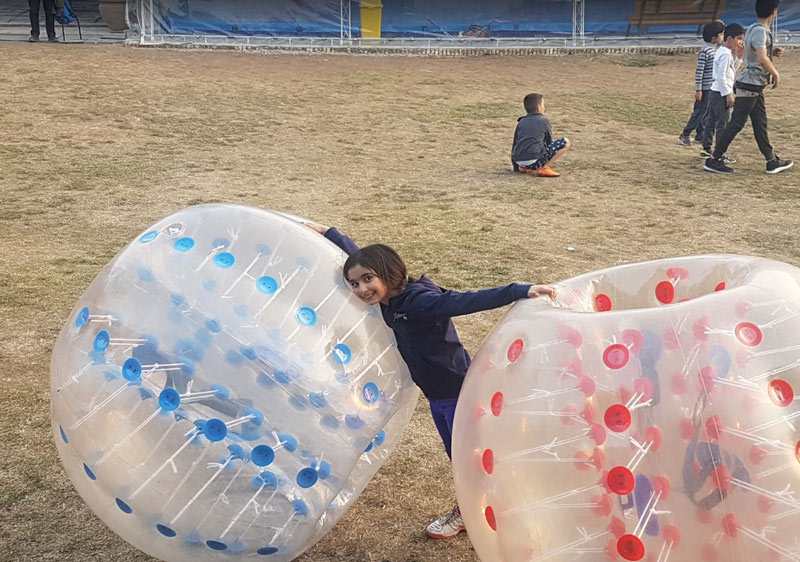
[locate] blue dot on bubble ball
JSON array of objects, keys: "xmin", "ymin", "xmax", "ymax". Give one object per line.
[
  {"xmin": 332, "ymin": 344, "xmax": 352, "ymax": 365},
  {"xmin": 213, "ymin": 252, "xmax": 235, "ymax": 268},
  {"xmin": 174, "ymin": 237, "xmax": 195, "ymax": 252},
  {"xmin": 362, "ymin": 382, "xmax": 379, "ymax": 404},
  {"xmin": 139, "ymin": 231, "xmax": 158, "ymax": 243},
  {"xmin": 256, "ymin": 276, "xmax": 279, "ymax": 294},
  {"xmin": 296, "ymin": 306, "xmax": 317, "ymax": 327},
  {"xmin": 297, "ymin": 467, "xmax": 318, "ymax": 488}
]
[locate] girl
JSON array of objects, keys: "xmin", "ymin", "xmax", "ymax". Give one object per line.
[{"xmin": 305, "ymin": 221, "xmax": 556, "ymax": 539}]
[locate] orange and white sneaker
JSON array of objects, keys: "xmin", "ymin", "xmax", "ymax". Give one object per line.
[
  {"xmin": 425, "ymin": 505, "xmax": 465, "ymax": 539},
  {"xmin": 536, "ymin": 166, "xmax": 561, "ymax": 177}
]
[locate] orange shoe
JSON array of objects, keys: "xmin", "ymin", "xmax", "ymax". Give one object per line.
[
  {"xmin": 536, "ymin": 166, "xmax": 560, "ymax": 177},
  {"xmin": 518, "ymin": 166, "xmax": 535, "ymax": 174}
]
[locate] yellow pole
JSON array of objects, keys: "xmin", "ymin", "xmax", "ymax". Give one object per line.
[{"xmin": 360, "ymin": 0, "xmax": 383, "ymax": 39}]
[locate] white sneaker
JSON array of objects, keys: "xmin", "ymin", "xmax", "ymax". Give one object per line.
[{"xmin": 425, "ymin": 505, "xmax": 465, "ymax": 539}]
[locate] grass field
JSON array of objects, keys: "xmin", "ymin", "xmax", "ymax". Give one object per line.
[{"xmin": 1, "ymin": 42, "xmax": 799, "ymax": 562}]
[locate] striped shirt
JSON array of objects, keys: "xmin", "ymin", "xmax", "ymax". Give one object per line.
[{"xmin": 694, "ymin": 43, "xmax": 718, "ymax": 91}]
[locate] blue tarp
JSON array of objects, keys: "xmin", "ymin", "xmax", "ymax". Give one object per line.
[{"xmin": 138, "ymin": 0, "xmax": 800, "ymax": 37}]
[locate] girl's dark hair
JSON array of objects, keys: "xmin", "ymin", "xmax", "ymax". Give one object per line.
[{"xmin": 343, "ymin": 244, "xmax": 408, "ymax": 292}]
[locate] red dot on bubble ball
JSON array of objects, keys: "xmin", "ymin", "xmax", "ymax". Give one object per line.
[
  {"xmin": 607, "ymin": 466, "xmax": 635, "ymax": 495},
  {"xmin": 485, "ymin": 505, "xmax": 497, "ymax": 531},
  {"xmin": 591, "ymin": 494, "xmax": 612, "ymax": 516},
  {"xmin": 698, "ymin": 366, "xmax": 717, "ymax": 394},
  {"xmin": 655, "ymin": 281, "xmax": 675, "ymax": 304},
  {"xmin": 644, "ymin": 426, "xmax": 662, "ymax": 452},
  {"xmin": 712, "ymin": 465, "xmax": 732, "ymax": 492},
  {"xmin": 574, "ymin": 450, "xmax": 591, "ymax": 471},
  {"xmin": 768, "ymin": 379, "xmax": 794, "ymax": 407},
  {"xmin": 696, "ymin": 507, "xmax": 713, "ymax": 524},
  {"xmin": 582, "ymin": 404, "xmax": 596, "ymax": 424},
  {"xmin": 482, "ymin": 449, "xmax": 494, "ymax": 474},
  {"xmin": 671, "ymin": 373, "xmax": 689, "ymax": 396},
  {"xmin": 750, "ymin": 445, "xmax": 768, "ymax": 465},
  {"xmin": 662, "ymin": 328, "xmax": 680, "ymax": 350},
  {"xmin": 633, "ymin": 377, "xmax": 654, "ymax": 401},
  {"xmin": 578, "ymin": 376, "xmax": 596, "ymax": 397},
  {"xmin": 507, "ymin": 338, "xmax": 524, "ymax": 362},
  {"xmin": 595, "ymin": 293, "xmax": 612, "ymax": 312},
  {"xmin": 605, "ymin": 404, "xmax": 632, "ymax": 433},
  {"xmin": 490, "ymin": 392, "xmax": 504, "ymax": 417},
  {"xmin": 679, "ymin": 417, "xmax": 695, "ymax": 440},
  {"xmin": 705, "ymin": 415, "xmax": 723, "ymax": 441},
  {"xmin": 794, "ymin": 440, "xmax": 800, "ymax": 465},
  {"xmin": 557, "ymin": 324, "xmax": 583, "ymax": 348},
  {"xmin": 721, "ymin": 513, "xmax": 740, "ymax": 538},
  {"xmin": 715, "ymin": 281, "xmax": 726, "ymax": 291},
  {"xmin": 735, "ymin": 322, "xmax": 763, "ymax": 346},
  {"xmin": 617, "ymin": 534, "xmax": 645, "ymax": 561},
  {"xmin": 652, "ymin": 475, "xmax": 671, "ymax": 500},
  {"xmin": 702, "ymin": 543, "xmax": 719, "ymax": 562},
  {"xmin": 603, "ymin": 344, "xmax": 630, "ymax": 370},
  {"xmin": 622, "ymin": 329, "xmax": 644, "ymax": 353},
  {"xmin": 694, "ymin": 317, "xmax": 711, "ymax": 341},
  {"xmin": 662, "ymin": 524, "xmax": 681, "ymax": 547},
  {"xmin": 608, "ymin": 516, "xmax": 626, "ymax": 539},
  {"xmin": 589, "ymin": 423, "xmax": 607, "ymax": 445},
  {"xmin": 667, "ymin": 267, "xmax": 690, "ymax": 280},
  {"xmin": 561, "ymin": 404, "xmax": 578, "ymax": 426},
  {"xmin": 758, "ymin": 495, "xmax": 775, "ymax": 514}
]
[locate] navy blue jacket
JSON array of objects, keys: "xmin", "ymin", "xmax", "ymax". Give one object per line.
[{"xmin": 325, "ymin": 228, "xmax": 531, "ymax": 400}]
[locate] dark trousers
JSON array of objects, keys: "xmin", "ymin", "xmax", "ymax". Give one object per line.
[
  {"xmin": 429, "ymin": 397, "xmax": 458, "ymax": 459},
  {"xmin": 681, "ymin": 91, "xmax": 710, "ymax": 138},
  {"xmin": 712, "ymin": 90, "xmax": 774, "ymax": 162},
  {"xmin": 29, "ymin": 0, "xmax": 57, "ymax": 40},
  {"xmin": 701, "ymin": 91, "xmax": 731, "ymax": 152}
]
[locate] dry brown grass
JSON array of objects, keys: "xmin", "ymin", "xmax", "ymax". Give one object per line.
[{"xmin": 1, "ymin": 42, "xmax": 799, "ymax": 562}]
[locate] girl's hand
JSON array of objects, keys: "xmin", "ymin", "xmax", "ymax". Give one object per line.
[
  {"xmin": 528, "ymin": 285, "xmax": 557, "ymax": 300},
  {"xmin": 303, "ymin": 221, "xmax": 329, "ymax": 235},
  {"xmin": 774, "ymin": 47, "xmax": 784, "ymax": 58}
]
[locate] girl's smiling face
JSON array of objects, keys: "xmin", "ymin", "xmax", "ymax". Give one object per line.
[{"xmin": 346, "ymin": 264, "xmax": 390, "ymax": 305}]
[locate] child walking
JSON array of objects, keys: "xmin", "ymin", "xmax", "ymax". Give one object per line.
[
  {"xmin": 679, "ymin": 20, "xmax": 725, "ymax": 146},
  {"xmin": 700, "ymin": 23, "xmax": 746, "ymax": 161},
  {"xmin": 511, "ymin": 93, "xmax": 570, "ymax": 177},
  {"xmin": 704, "ymin": 0, "xmax": 793, "ymax": 174},
  {"xmin": 305, "ymin": 221, "xmax": 556, "ymax": 539}
]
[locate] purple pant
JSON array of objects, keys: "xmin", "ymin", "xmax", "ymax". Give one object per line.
[{"xmin": 429, "ymin": 397, "xmax": 458, "ymax": 459}]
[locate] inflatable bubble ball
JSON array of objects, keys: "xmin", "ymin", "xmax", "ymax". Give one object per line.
[
  {"xmin": 51, "ymin": 204, "xmax": 419, "ymax": 562},
  {"xmin": 453, "ymin": 255, "xmax": 800, "ymax": 562}
]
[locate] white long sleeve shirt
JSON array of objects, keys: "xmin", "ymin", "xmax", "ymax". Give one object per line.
[{"xmin": 710, "ymin": 46, "xmax": 743, "ymax": 97}]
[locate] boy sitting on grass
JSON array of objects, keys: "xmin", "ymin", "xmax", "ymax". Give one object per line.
[{"xmin": 511, "ymin": 93, "xmax": 571, "ymax": 177}]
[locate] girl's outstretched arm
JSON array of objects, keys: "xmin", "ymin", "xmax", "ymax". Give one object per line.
[
  {"xmin": 304, "ymin": 222, "xmax": 360, "ymax": 256},
  {"xmin": 406, "ymin": 283, "xmax": 555, "ymax": 319}
]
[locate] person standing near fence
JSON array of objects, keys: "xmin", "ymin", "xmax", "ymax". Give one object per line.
[
  {"xmin": 678, "ymin": 20, "xmax": 725, "ymax": 146},
  {"xmin": 29, "ymin": 0, "xmax": 58, "ymax": 42},
  {"xmin": 704, "ymin": 0, "xmax": 792, "ymax": 174}
]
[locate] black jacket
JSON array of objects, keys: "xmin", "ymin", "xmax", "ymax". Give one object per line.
[{"xmin": 511, "ymin": 112, "xmax": 553, "ymax": 163}]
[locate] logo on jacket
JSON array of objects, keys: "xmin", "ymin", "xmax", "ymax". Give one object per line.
[{"xmin": 393, "ymin": 312, "xmax": 408, "ymax": 321}]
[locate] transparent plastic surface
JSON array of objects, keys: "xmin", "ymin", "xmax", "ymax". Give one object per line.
[
  {"xmin": 453, "ymin": 255, "xmax": 800, "ymax": 562},
  {"xmin": 51, "ymin": 204, "xmax": 418, "ymax": 562}
]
